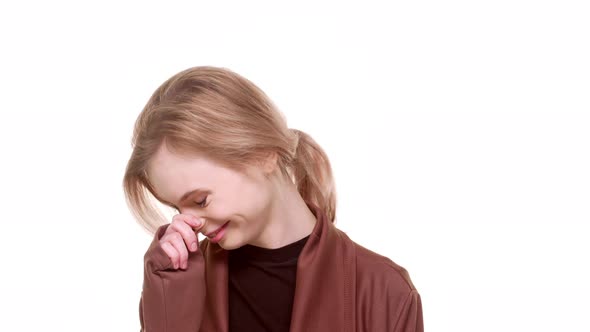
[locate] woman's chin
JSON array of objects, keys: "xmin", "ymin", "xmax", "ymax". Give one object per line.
[{"xmin": 215, "ymin": 237, "xmax": 243, "ymax": 250}]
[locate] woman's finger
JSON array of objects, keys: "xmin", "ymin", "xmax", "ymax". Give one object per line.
[
  {"xmin": 170, "ymin": 219, "xmax": 199, "ymax": 252},
  {"xmin": 172, "ymin": 213, "xmax": 204, "ymax": 230},
  {"xmin": 160, "ymin": 241, "xmax": 180, "ymax": 269},
  {"xmin": 168, "ymin": 232, "xmax": 189, "ymax": 269}
]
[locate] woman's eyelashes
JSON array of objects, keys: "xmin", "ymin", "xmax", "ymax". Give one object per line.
[{"xmin": 196, "ymin": 197, "xmax": 208, "ymax": 208}]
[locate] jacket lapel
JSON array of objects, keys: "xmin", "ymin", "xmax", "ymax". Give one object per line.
[
  {"xmin": 200, "ymin": 241, "xmax": 229, "ymax": 332},
  {"xmin": 289, "ymin": 202, "xmax": 357, "ymax": 332}
]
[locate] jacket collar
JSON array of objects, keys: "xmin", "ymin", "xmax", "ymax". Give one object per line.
[{"xmin": 200, "ymin": 201, "xmax": 357, "ymax": 332}]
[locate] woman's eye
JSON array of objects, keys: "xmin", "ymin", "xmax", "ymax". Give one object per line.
[{"xmin": 196, "ymin": 198, "xmax": 208, "ymax": 208}]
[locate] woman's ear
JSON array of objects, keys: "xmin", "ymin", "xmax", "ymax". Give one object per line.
[{"xmin": 261, "ymin": 151, "xmax": 279, "ymax": 175}]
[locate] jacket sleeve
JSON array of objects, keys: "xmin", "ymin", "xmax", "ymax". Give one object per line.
[
  {"xmin": 393, "ymin": 289, "xmax": 424, "ymax": 332},
  {"xmin": 139, "ymin": 223, "xmax": 207, "ymax": 332}
]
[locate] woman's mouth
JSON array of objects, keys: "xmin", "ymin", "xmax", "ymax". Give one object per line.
[{"xmin": 206, "ymin": 220, "xmax": 230, "ymax": 242}]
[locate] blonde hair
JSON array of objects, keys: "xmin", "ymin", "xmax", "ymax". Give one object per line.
[{"xmin": 122, "ymin": 66, "xmax": 337, "ymax": 234}]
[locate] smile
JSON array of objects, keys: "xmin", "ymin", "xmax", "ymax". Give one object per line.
[{"xmin": 206, "ymin": 220, "xmax": 230, "ymax": 238}]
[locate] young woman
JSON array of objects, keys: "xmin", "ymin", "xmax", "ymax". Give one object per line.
[{"xmin": 123, "ymin": 66, "xmax": 423, "ymax": 332}]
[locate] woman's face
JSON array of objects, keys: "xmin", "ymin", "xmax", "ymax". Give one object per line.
[{"xmin": 146, "ymin": 143, "xmax": 278, "ymax": 250}]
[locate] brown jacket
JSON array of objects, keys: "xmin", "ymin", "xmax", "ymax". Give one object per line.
[{"xmin": 139, "ymin": 202, "xmax": 424, "ymax": 331}]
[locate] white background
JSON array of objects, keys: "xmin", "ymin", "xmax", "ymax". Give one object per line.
[{"xmin": 1, "ymin": 1, "xmax": 588, "ymax": 331}]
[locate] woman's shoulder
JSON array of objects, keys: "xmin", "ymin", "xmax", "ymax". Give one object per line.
[
  {"xmin": 348, "ymin": 239, "xmax": 424, "ymax": 331},
  {"xmin": 351, "ymin": 239, "xmax": 418, "ymax": 294}
]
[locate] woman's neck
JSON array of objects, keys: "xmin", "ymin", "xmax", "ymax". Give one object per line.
[{"xmin": 249, "ymin": 176, "xmax": 317, "ymax": 249}]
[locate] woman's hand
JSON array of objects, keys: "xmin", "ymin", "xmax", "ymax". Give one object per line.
[{"xmin": 158, "ymin": 214, "xmax": 206, "ymax": 270}]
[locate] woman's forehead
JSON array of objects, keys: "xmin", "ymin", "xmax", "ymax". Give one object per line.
[{"xmin": 147, "ymin": 148, "xmax": 218, "ymax": 199}]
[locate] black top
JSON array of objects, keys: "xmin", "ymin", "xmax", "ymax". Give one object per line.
[{"xmin": 228, "ymin": 235, "xmax": 310, "ymax": 332}]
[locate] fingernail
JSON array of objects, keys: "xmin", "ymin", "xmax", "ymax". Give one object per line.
[
  {"xmin": 191, "ymin": 242, "xmax": 197, "ymax": 251},
  {"xmin": 194, "ymin": 218, "xmax": 201, "ymax": 226}
]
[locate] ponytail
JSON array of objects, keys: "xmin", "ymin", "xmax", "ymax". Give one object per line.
[{"xmin": 289, "ymin": 129, "xmax": 337, "ymax": 223}]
